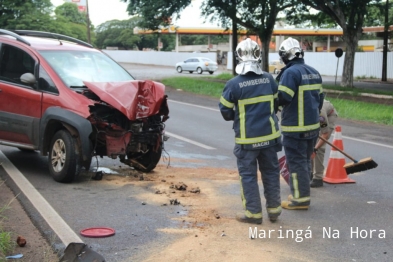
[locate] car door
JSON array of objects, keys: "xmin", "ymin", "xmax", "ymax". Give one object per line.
[
  {"xmin": 190, "ymin": 58, "xmax": 199, "ymax": 71},
  {"xmin": 183, "ymin": 58, "xmax": 193, "ymax": 71},
  {"xmin": 0, "ymin": 43, "xmax": 42, "ymax": 148}
]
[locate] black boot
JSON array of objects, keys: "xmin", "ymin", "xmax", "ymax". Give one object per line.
[{"xmin": 310, "ymin": 179, "xmax": 323, "ymax": 188}]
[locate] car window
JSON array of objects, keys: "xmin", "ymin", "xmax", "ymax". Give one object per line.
[
  {"xmin": 38, "ymin": 65, "xmax": 58, "ymax": 94},
  {"xmin": 185, "ymin": 59, "xmax": 193, "ymax": 63},
  {"xmin": 0, "ymin": 44, "xmax": 35, "ymax": 85},
  {"xmin": 39, "ymin": 50, "xmax": 134, "ymax": 88}
]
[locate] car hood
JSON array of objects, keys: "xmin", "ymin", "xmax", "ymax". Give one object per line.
[{"xmin": 83, "ymin": 80, "xmax": 166, "ymax": 120}]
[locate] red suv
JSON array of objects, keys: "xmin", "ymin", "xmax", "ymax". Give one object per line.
[{"xmin": 0, "ymin": 29, "xmax": 169, "ymax": 183}]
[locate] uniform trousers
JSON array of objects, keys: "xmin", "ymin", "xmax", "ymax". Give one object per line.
[
  {"xmin": 283, "ymin": 135, "xmax": 317, "ymax": 205},
  {"xmin": 233, "ymin": 144, "xmax": 281, "ymax": 218}
]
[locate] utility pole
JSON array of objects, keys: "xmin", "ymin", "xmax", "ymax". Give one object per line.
[
  {"xmin": 231, "ymin": 0, "xmax": 237, "ymax": 76},
  {"xmin": 86, "ymin": 0, "xmax": 91, "ymax": 44},
  {"xmin": 382, "ymin": 0, "xmax": 389, "ymax": 81}
]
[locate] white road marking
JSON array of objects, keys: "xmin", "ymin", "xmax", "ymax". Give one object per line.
[
  {"xmin": 0, "ymin": 151, "xmax": 82, "ymax": 246},
  {"xmin": 165, "ymin": 131, "xmax": 215, "ymax": 150},
  {"xmin": 169, "ymin": 99, "xmax": 393, "ymax": 150},
  {"xmin": 342, "ymin": 136, "xmax": 393, "ymax": 149}
]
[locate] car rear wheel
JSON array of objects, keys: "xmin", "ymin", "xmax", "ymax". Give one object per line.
[
  {"xmin": 197, "ymin": 67, "xmax": 203, "ymax": 74},
  {"xmin": 209, "ymin": 71, "xmax": 214, "ymax": 75},
  {"xmin": 189, "ymin": 71, "xmax": 193, "ymax": 74},
  {"xmin": 177, "ymin": 66, "xmax": 183, "ymax": 73},
  {"xmin": 48, "ymin": 130, "xmax": 81, "ymax": 183}
]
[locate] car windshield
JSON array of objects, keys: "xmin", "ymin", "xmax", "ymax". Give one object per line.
[{"xmin": 39, "ymin": 50, "xmax": 134, "ymax": 87}]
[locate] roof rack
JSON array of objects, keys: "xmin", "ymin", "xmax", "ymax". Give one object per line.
[
  {"xmin": 0, "ymin": 29, "xmax": 31, "ymax": 46},
  {"xmin": 0, "ymin": 29, "xmax": 93, "ymax": 48},
  {"xmin": 14, "ymin": 30, "xmax": 93, "ymax": 48}
]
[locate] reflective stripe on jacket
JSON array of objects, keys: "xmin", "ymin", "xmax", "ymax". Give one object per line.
[
  {"xmin": 219, "ymin": 73, "xmax": 281, "ymax": 146},
  {"xmin": 277, "ymin": 59, "xmax": 322, "ymax": 136}
]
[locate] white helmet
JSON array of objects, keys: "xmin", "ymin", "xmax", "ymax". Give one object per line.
[
  {"xmin": 235, "ymin": 38, "xmax": 263, "ymax": 75},
  {"xmin": 279, "ymin": 37, "xmax": 304, "ymax": 64}
]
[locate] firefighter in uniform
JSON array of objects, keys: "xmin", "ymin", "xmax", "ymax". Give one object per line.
[
  {"xmin": 219, "ymin": 38, "xmax": 282, "ymax": 224},
  {"xmin": 311, "ymin": 99, "xmax": 338, "ymax": 187},
  {"xmin": 276, "ymin": 37, "xmax": 324, "ymax": 210}
]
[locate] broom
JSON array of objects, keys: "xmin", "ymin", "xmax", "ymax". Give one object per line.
[{"xmin": 318, "ymin": 136, "xmax": 378, "ymax": 174}]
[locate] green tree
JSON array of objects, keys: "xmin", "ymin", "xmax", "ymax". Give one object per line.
[
  {"xmin": 55, "ymin": 2, "xmax": 86, "ymax": 24},
  {"xmin": 202, "ymin": 0, "xmax": 299, "ymax": 72},
  {"xmin": 95, "ymin": 18, "xmax": 157, "ymax": 50},
  {"xmin": 123, "ymin": 0, "xmax": 299, "ymax": 72},
  {"xmin": 289, "ymin": 0, "xmax": 383, "ymax": 87},
  {"xmin": 122, "ymin": 0, "xmax": 191, "ymax": 30},
  {"xmin": 53, "ymin": 2, "xmax": 95, "ymax": 44},
  {"xmin": 0, "ymin": 0, "xmax": 54, "ymax": 30}
]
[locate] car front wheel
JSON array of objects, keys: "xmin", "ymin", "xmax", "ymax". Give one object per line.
[
  {"xmin": 128, "ymin": 145, "xmax": 162, "ymax": 173},
  {"xmin": 48, "ymin": 130, "xmax": 81, "ymax": 183},
  {"xmin": 197, "ymin": 67, "xmax": 203, "ymax": 74},
  {"xmin": 177, "ymin": 66, "xmax": 183, "ymax": 73}
]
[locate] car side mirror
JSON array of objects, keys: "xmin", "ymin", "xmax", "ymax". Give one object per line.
[{"xmin": 20, "ymin": 73, "xmax": 36, "ymax": 85}]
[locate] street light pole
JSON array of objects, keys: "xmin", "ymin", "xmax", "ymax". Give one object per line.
[
  {"xmin": 382, "ymin": 0, "xmax": 389, "ymax": 81},
  {"xmin": 86, "ymin": 0, "xmax": 91, "ymax": 44}
]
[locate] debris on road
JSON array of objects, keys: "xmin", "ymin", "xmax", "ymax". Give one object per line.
[
  {"xmin": 16, "ymin": 236, "xmax": 26, "ymax": 247},
  {"xmin": 170, "ymin": 199, "xmax": 181, "ymax": 205},
  {"xmin": 189, "ymin": 187, "xmax": 200, "ymax": 193}
]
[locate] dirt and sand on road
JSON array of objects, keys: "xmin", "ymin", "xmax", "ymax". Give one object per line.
[{"xmin": 2, "ymin": 161, "xmax": 313, "ymax": 262}]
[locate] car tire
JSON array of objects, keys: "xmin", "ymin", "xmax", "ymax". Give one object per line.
[
  {"xmin": 197, "ymin": 67, "xmax": 203, "ymax": 74},
  {"xmin": 177, "ymin": 66, "xmax": 183, "ymax": 73},
  {"xmin": 48, "ymin": 130, "xmax": 81, "ymax": 183},
  {"xmin": 273, "ymin": 69, "xmax": 277, "ymax": 74},
  {"xmin": 189, "ymin": 71, "xmax": 193, "ymax": 74},
  {"xmin": 129, "ymin": 145, "xmax": 162, "ymax": 173},
  {"xmin": 209, "ymin": 71, "xmax": 214, "ymax": 75}
]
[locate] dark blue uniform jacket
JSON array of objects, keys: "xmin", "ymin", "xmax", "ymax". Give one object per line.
[
  {"xmin": 219, "ymin": 72, "xmax": 281, "ymax": 149},
  {"xmin": 277, "ymin": 59, "xmax": 323, "ymax": 139}
]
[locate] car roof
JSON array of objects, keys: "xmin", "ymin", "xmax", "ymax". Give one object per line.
[
  {"xmin": 0, "ymin": 29, "xmax": 96, "ymax": 52},
  {"xmin": 188, "ymin": 57, "xmax": 213, "ymax": 60},
  {"xmin": 22, "ymin": 36, "xmax": 97, "ymax": 51}
]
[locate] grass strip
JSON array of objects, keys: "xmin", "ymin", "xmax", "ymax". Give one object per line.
[{"xmin": 160, "ymin": 74, "xmax": 393, "ymax": 126}]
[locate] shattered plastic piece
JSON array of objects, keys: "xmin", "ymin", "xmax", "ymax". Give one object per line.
[{"xmin": 6, "ymin": 254, "xmax": 23, "ymax": 259}]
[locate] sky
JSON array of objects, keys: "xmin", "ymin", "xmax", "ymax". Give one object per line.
[{"xmin": 50, "ymin": 0, "xmax": 220, "ymax": 28}]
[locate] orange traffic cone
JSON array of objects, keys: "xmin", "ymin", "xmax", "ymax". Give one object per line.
[{"xmin": 323, "ymin": 125, "xmax": 356, "ymax": 184}]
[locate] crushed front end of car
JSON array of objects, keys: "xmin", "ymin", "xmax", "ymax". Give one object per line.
[{"xmin": 83, "ymin": 80, "xmax": 169, "ymax": 172}]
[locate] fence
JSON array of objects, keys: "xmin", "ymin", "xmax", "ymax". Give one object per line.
[{"xmin": 103, "ymin": 50, "xmax": 392, "ymax": 78}]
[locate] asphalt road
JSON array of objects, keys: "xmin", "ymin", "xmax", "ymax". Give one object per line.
[{"xmin": 1, "ymin": 64, "xmax": 393, "ymax": 261}]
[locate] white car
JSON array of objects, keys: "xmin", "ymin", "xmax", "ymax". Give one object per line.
[{"xmin": 176, "ymin": 57, "xmax": 218, "ymax": 74}]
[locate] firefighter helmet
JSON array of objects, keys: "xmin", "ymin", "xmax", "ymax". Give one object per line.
[
  {"xmin": 235, "ymin": 38, "xmax": 263, "ymax": 75},
  {"xmin": 278, "ymin": 37, "xmax": 304, "ymax": 64}
]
